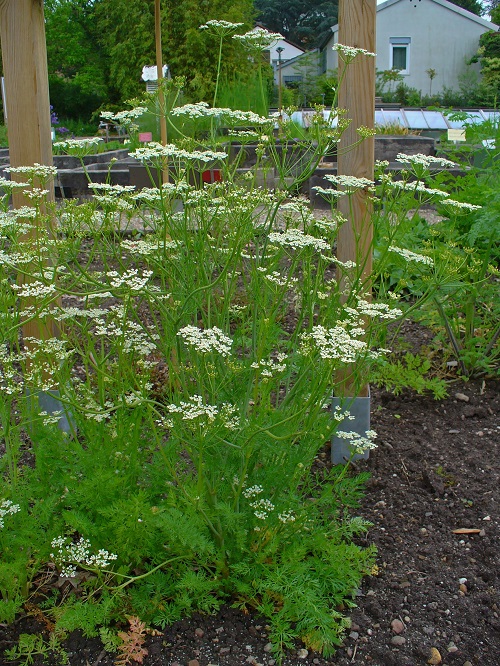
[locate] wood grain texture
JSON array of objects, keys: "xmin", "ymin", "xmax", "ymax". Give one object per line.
[
  {"xmin": 0, "ymin": 0, "xmax": 58, "ymax": 348},
  {"xmin": 337, "ymin": 0, "xmax": 376, "ymax": 287},
  {"xmin": 0, "ymin": 0, "xmax": 54, "ymax": 193},
  {"xmin": 155, "ymin": 0, "xmax": 169, "ymax": 183},
  {"xmin": 336, "ymin": 0, "xmax": 376, "ymax": 398}
]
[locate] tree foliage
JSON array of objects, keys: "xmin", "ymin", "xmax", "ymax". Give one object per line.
[
  {"xmin": 43, "ymin": 0, "xmax": 255, "ymax": 120},
  {"xmin": 447, "ymin": 0, "xmax": 484, "ymax": 15},
  {"xmin": 489, "ymin": 1, "xmax": 500, "ymax": 24},
  {"xmin": 254, "ymin": 0, "xmax": 339, "ymax": 48},
  {"xmin": 44, "ymin": 0, "xmax": 110, "ymax": 119},
  {"xmin": 94, "ymin": 0, "xmax": 255, "ymax": 104}
]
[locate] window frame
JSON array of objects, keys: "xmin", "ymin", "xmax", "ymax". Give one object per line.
[{"xmin": 389, "ymin": 37, "xmax": 411, "ymax": 76}]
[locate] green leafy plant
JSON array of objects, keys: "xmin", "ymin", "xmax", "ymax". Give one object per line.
[
  {"xmin": 5, "ymin": 632, "xmax": 68, "ymax": 666},
  {"xmin": 370, "ymin": 353, "xmax": 448, "ymax": 399},
  {"xmin": 1, "ymin": 36, "xmax": 490, "ymax": 663}
]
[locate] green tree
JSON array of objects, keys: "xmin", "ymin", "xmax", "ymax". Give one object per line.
[
  {"xmin": 255, "ymin": 0, "xmax": 339, "ymax": 48},
  {"xmin": 45, "ymin": 0, "xmax": 110, "ymax": 120},
  {"xmin": 489, "ymin": 1, "xmax": 500, "ymax": 23},
  {"xmin": 94, "ymin": 0, "xmax": 255, "ymax": 104},
  {"xmin": 477, "ymin": 30, "xmax": 500, "ymax": 95},
  {"xmin": 447, "ymin": 0, "xmax": 484, "ymax": 15}
]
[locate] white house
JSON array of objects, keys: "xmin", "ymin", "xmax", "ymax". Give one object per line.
[
  {"xmin": 276, "ymin": 50, "xmax": 321, "ymax": 90},
  {"xmin": 324, "ymin": 0, "xmax": 498, "ymax": 94},
  {"xmin": 251, "ymin": 26, "xmax": 305, "ymax": 84},
  {"xmin": 269, "ymin": 37, "xmax": 304, "ymax": 70}
]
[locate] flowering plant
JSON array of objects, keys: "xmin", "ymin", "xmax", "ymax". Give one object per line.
[{"xmin": 0, "ymin": 39, "xmax": 487, "ymax": 659}]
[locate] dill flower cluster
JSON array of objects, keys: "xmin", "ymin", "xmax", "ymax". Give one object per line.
[
  {"xmin": 177, "ymin": 325, "xmax": 233, "ymax": 357},
  {"xmin": 332, "ymin": 43, "xmax": 376, "ymax": 61},
  {"xmin": 50, "ymin": 536, "xmax": 118, "ymax": 578},
  {"xmin": 233, "ymin": 27, "xmax": 283, "ymax": 51},
  {"xmin": 0, "ymin": 499, "xmax": 20, "ymax": 528},
  {"xmin": 336, "ymin": 429, "xmax": 378, "ymax": 454},
  {"xmin": 332, "ymin": 44, "xmax": 377, "ymax": 63}
]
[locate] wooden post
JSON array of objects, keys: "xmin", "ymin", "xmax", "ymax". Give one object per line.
[
  {"xmin": 0, "ymin": 0, "xmax": 58, "ymax": 343},
  {"xmin": 0, "ymin": 0, "xmax": 54, "ymax": 198},
  {"xmin": 155, "ymin": 0, "xmax": 169, "ymax": 183},
  {"xmin": 337, "ymin": 0, "xmax": 376, "ymax": 397}
]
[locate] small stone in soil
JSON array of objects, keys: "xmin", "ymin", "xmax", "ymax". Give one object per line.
[
  {"xmin": 455, "ymin": 392, "xmax": 469, "ymax": 402},
  {"xmin": 297, "ymin": 648, "xmax": 309, "ymax": 658},
  {"xmin": 391, "ymin": 619, "xmax": 405, "ymax": 634},
  {"xmin": 428, "ymin": 647, "xmax": 442, "ymax": 664},
  {"xmin": 391, "ymin": 635, "xmax": 406, "ymax": 646},
  {"xmin": 194, "ymin": 628, "xmax": 204, "ymax": 638}
]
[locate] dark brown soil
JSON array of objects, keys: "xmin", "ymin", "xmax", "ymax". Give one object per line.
[
  {"xmin": 2, "ymin": 142, "xmax": 498, "ymax": 665},
  {"xmin": 1, "ymin": 373, "xmax": 499, "ymax": 666}
]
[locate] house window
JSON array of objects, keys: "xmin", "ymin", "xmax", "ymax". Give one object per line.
[
  {"xmin": 390, "ymin": 37, "xmax": 410, "ymax": 75},
  {"xmin": 283, "ymin": 75, "xmax": 303, "ymax": 89}
]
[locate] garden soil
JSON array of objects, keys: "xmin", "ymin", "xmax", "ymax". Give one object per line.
[{"xmin": 0, "ymin": 352, "xmax": 498, "ymax": 666}]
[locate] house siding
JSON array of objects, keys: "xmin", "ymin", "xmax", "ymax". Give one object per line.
[{"xmin": 326, "ymin": 0, "xmax": 498, "ymax": 94}]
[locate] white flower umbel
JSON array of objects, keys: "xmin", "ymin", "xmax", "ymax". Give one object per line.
[
  {"xmin": 250, "ymin": 353, "xmax": 287, "ymax": 380},
  {"xmin": 355, "ymin": 299, "xmax": 403, "ymax": 320},
  {"xmin": 332, "ymin": 43, "xmax": 376, "ymax": 61},
  {"xmin": 336, "ymin": 429, "xmax": 378, "ymax": 454},
  {"xmin": 233, "ymin": 27, "xmax": 283, "ymax": 51},
  {"xmin": 101, "ymin": 107, "xmax": 147, "ymax": 125},
  {"xmin": 93, "ymin": 312, "xmax": 159, "ymax": 357},
  {"xmin": 121, "ymin": 238, "xmax": 180, "ymax": 256},
  {"xmin": 177, "ymin": 325, "xmax": 233, "ymax": 357},
  {"xmin": 0, "ymin": 499, "xmax": 20, "ymax": 529},
  {"xmin": 249, "ymin": 498, "xmax": 275, "ymax": 520},
  {"xmin": 4, "ymin": 164, "xmax": 57, "ymax": 182},
  {"xmin": 278, "ymin": 510, "xmax": 296, "ymax": 524},
  {"xmin": 242, "ymin": 485, "xmax": 264, "ymax": 499},
  {"xmin": 312, "ymin": 185, "xmax": 345, "ymax": 200},
  {"xmin": 199, "ymin": 19, "xmax": 244, "ymax": 35},
  {"xmin": 54, "ymin": 137, "xmax": 103, "ymax": 158},
  {"xmin": 166, "ymin": 394, "xmax": 219, "ymax": 423},
  {"xmin": 106, "ymin": 269, "xmax": 153, "ymax": 292},
  {"xmin": 12, "ymin": 281, "xmax": 56, "ymax": 299},
  {"xmin": 324, "ymin": 174, "xmax": 375, "ymax": 193},
  {"xmin": 131, "ymin": 143, "xmax": 228, "ymax": 169},
  {"xmin": 259, "ymin": 270, "xmax": 298, "ymax": 288},
  {"xmin": 268, "ymin": 229, "xmax": 330, "ymax": 252},
  {"xmin": 395, "ymin": 153, "xmax": 457, "ymax": 169},
  {"xmin": 38, "ymin": 410, "xmax": 64, "ymax": 426},
  {"xmin": 389, "ymin": 246, "xmax": 434, "ymax": 266},
  {"xmin": 301, "ymin": 324, "xmax": 367, "ymax": 364},
  {"xmin": 380, "ymin": 175, "xmax": 450, "ymax": 199},
  {"xmin": 440, "ymin": 199, "xmax": 482, "ymax": 212},
  {"xmin": 88, "ymin": 183, "xmax": 136, "ymax": 196},
  {"xmin": 170, "ymin": 103, "xmax": 270, "ymax": 127},
  {"xmin": 0, "ymin": 176, "xmax": 29, "ymax": 192},
  {"xmin": 50, "ymin": 535, "xmax": 118, "ymax": 578}
]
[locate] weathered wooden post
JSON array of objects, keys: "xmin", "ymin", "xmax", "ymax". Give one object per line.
[
  {"xmin": 0, "ymin": 0, "xmax": 54, "ymax": 203},
  {"xmin": 155, "ymin": 0, "xmax": 169, "ymax": 183},
  {"xmin": 0, "ymin": 0, "xmax": 70, "ymax": 430},
  {"xmin": 333, "ymin": 0, "xmax": 376, "ymax": 463}
]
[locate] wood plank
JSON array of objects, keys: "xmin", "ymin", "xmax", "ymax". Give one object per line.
[
  {"xmin": 336, "ymin": 0, "xmax": 376, "ymax": 397},
  {"xmin": 0, "ymin": 0, "xmax": 59, "ymax": 348}
]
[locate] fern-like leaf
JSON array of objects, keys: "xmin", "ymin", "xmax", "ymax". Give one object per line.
[{"xmin": 115, "ymin": 616, "xmax": 148, "ymax": 666}]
